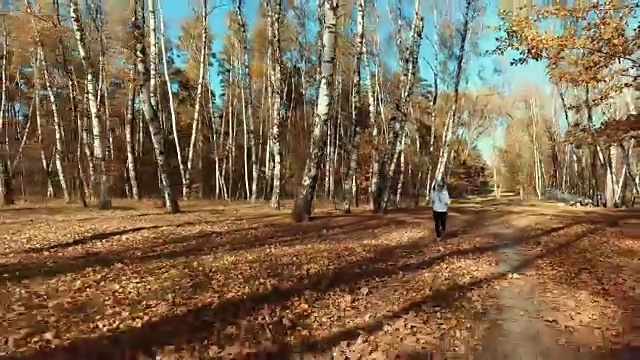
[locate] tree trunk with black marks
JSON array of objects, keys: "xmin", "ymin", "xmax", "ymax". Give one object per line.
[
  {"xmin": 376, "ymin": 0, "xmax": 424, "ymax": 213},
  {"xmin": 291, "ymin": 0, "xmax": 338, "ymax": 222},
  {"xmin": 342, "ymin": 0, "xmax": 366, "ymax": 213},
  {"xmin": 133, "ymin": 0, "xmax": 179, "ymax": 213},
  {"xmin": 69, "ymin": 0, "xmax": 110, "ymax": 209},
  {"xmin": 267, "ymin": 0, "xmax": 284, "ymax": 209}
]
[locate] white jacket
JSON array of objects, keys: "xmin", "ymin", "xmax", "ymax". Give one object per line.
[{"xmin": 430, "ymin": 189, "xmax": 450, "ymax": 212}]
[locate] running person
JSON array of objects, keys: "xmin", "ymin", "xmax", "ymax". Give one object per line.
[{"xmin": 430, "ymin": 179, "xmax": 450, "ymax": 241}]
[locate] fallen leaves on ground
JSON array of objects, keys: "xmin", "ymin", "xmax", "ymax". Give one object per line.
[{"xmin": 0, "ymin": 199, "xmax": 637, "ymax": 359}]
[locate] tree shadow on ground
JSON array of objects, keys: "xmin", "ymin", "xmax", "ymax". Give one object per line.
[
  {"xmin": 12, "ymin": 214, "xmax": 582, "ymax": 360},
  {"xmin": 0, "ymin": 211, "xmax": 414, "ymax": 283},
  {"xmin": 22, "ymin": 226, "xmax": 165, "ymax": 253},
  {"xmin": 281, "ymin": 226, "xmax": 600, "ymax": 355},
  {"xmin": 1, "ymin": 205, "xmax": 504, "ymax": 284},
  {"xmin": 0, "ymin": 202, "xmax": 509, "ymax": 282},
  {"xmin": 15, "ymin": 212, "xmax": 289, "ymax": 255},
  {"xmin": 530, "ymin": 210, "xmax": 640, "ymax": 359}
]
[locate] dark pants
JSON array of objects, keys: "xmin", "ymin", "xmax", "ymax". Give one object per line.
[{"xmin": 433, "ymin": 211, "xmax": 447, "ymax": 238}]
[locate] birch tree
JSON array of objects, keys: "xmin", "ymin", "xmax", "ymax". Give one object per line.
[
  {"xmin": 69, "ymin": 0, "xmax": 110, "ymax": 209},
  {"xmin": 373, "ymin": 0, "xmax": 424, "ymax": 213},
  {"xmin": 133, "ymin": 0, "xmax": 179, "ymax": 212},
  {"xmin": 158, "ymin": 0, "xmax": 186, "ymax": 194},
  {"xmin": 341, "ymin": 0, "xmax": 366, "ymax": 213},
  {"xmin": 291, "ymin": 0, "xmax": 338, "ymax": 222},
  {"xmin": 234, "ymin": 0, "xmax": 259, "ymax": 203},
  {"xmin": 184, "ymin": 0, "xmax": 209, "ymax": 199},
  {"xmin": 267, "ymin": 0, "xmax": 284, "ymax": 209},
  {"xmin": 124, "ymin": 71, "xmax": 140, "ymax": 200},
  {"xmin": 432, "ymin": 0, "xmax": 477, "ymax": 185},
  {"xmin": 0, "ymin": 21, "xmax": 10, "ymax": 205}
]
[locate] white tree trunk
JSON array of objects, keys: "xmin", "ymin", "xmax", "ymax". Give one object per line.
[
  {"xmin": 433, "ymin": 0, "xmax": 473, "ymax": 185},
  {"xmin": 395, "ymin": 132, "xmax": 407, "ymax": 207},
  {"xmin": 133, "ymin": 0, "xmax": 179, "ymax": 212},
  {"xmin": 184, "ymin": 0, "xmax": 209, "ymax": 199},
  {"xmin": 235, "ymin": 0, "xmax": 259, "ymax": 202},
  {"xmin": 364, "ymin": 40, "xmax": 381, "ymax": 209},
  {"xmin": 0, "ymin": 28, "xmax": 11, "ymax": 204},
  {"xmin": 532, "ymin": 101, "xmax": 543, "ymax": 200},
  {"xmin": 342, "ymin": 0, "xmax": 366, "ymax": 213},
  {"xmin": 377, "ymin": 0, "xmax": 424, "ymax": 212},
  {"xmin": 148, "ymin": 0, "xmax": 159, "ymax": 112},
  {"xmin": 31, "ymin": 51, "xmax": 54, "ymax": 197},
  {"xmin": 267, "ymin": 0, "xmax": 284, "ymax": 209},
  {"xmin": 291, "ymin": 0, "xmax": 338, "ymax": 222},
  {"xmin": 80, "ymin": 79, "xmax": 96, "ymax": 198},
  {"xmin": 158, "ymin": 0, "xmax": 186, "ymax": 193},
  {"xmin": 37, "ymin": 47, "xmax": 69, "ymax": 203},
  {"xmin": 124, "ymin": 76, "xmax": 140, "ymax": 200},
  {"xmin": 69, "ymin": 0, "xmax": 110, "ymax": 209}
]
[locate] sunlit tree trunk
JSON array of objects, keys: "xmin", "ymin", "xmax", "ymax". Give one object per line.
[
  {"xmin": 184, "ymin": 0, "xmax": 208, "ymax": 199},
  {"xmin": 147, "ymin": 0, "xmax": 159, "ymax": 113},
  {"xmin": 30, "ymin": 50, "xmax": 54, "ymax": 198},
  {"xmin": 341, "ymin": 0, "xmax": 366, "ymax": 213},
  {"xmin": 433, "ymin": 0, "xmax": 474, "ymax": 185},
  {"xmin": 37, "ymin": 47, "xmax": 70, "ymax": 203},
  {"xmin": 124, "ymin": 73, "xmax": 140, "ymax": 200},
  {"xmin": 157, "ymin": 0, "xmax": 186, "ymax": 194},
  {"xmin": 395, "ymin": 132, "xmax": 407, "ymax": 207},
  {"xmin": 133, "ymin": 0, "xmax": 179, "ymax": 212},
  {"xmin": 291, "ymin": 0, "xmax": 337, "ymax": 222},
  {"xmin": 364, "ymin": 39, "xmax": 380, "ymax": 209},
  {"xmin": 376, "ymin": 0, "xmax": 424, "ymax": 213},
  {"xmin": 235, "ymin": 0, "xmax": 259, "ymax": 202},
  {"xmin": 79, "ymin": 76, "xmax": 96, "ymax": 199},
  {"xmin": 0, "ymin": 25, "xmax": 11, "ymax": 205},
  {"xmin": 69, "ymin": 0, "xmax": 110, "ymax": 209},
  {"xmin": 267, "ymin": 0, "xmax": 284, "ymax": 209}
]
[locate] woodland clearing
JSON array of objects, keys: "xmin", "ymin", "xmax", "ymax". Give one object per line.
[
  {"xmin": 0, "ymin": 198, "xmax": 637, "ymax": 359},
  {"xmin": 0, "ymin": 0, "xmax": 637, "ymax": 358}
]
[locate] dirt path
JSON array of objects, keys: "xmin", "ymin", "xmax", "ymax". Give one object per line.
[
  {"xmin": 475, "ymin": 223, "xmax": 566, "ymax": 359},
  {"xmin": 474, "ymin": 216, "xmax": 623, "ymax": 360}
]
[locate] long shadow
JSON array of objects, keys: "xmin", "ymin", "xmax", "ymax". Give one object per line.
[
  {"xmin": 3, "ymin": 205, "xmax": 500, "ymax": 283},
  {"xmin": 531, "ymin": 221, "xmax": 640, "ymax": 359},
  {"xmin": 15, "ymin": 212, "xmax": 289, "ymax": 256},
  {"xmin": 258, "ymin": 226, "xmax": 603, "ymax": 357},
  {"xmin": 0, "ymin": 207, "xmax": 43, "ymax": 212},
  {"xmin": 0, "ymin": 212, "xmax": 418, "ymax": 283},
  {"xmin": 11, "ymin": 220, "xmax": 579, "ymax": 359},
  {"xmin": 443, "ymin": 208, "xmax": 498, "ymax": 239},
  {"xmin": 22, "ymin": 226, "xmax": 164, "ymax": 253}
]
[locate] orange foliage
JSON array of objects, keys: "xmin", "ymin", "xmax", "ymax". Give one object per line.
[{"xmin": 497, "ymin": 0, "xmax": 638, "ymax": 104}]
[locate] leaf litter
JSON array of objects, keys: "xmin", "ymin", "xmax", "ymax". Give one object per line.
[{"xmin": 0, "ymin": 200, "xmax": 637, "ymax": 359}]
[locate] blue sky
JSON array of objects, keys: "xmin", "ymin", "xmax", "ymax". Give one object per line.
[{"xmin": 162, "ymin": 0, "xmax": 551, "ymax": 163}]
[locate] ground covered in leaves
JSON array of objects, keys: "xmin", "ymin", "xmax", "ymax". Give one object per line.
[{"xmin": 0, "ymin": 198, "xmax": 638, "ymax": 359}]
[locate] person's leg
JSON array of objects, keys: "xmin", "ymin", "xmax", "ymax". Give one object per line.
[
  {"xmin": 432, "ymin": 211, "xmax": 442, "ymax": 238},
  {"xmin": 441, "ymin": 211, "xmax": 448, "ymax": 234}
]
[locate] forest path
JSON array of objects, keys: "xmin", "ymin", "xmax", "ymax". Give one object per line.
[{"xmin": 474, "ymin": 217, "xmax": 596, "ymax": 359}]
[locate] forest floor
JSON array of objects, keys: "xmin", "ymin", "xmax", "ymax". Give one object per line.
[{"xmin": 0, "ymin": 197, "xmax": 638, "ymax": 359}]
